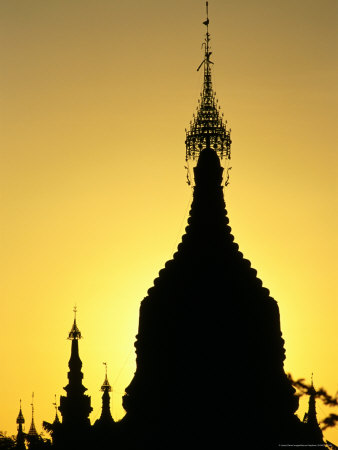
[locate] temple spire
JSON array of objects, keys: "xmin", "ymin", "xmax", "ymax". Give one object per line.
[
  {"xmin": 68, "ymin": 305, "xmax": 82, "ymax": 340},
  {"xmin": 303, "ymin": 374, "xmax": 323, "ymax": 443},
  {"xmin": 41, "ymin": 395, "xmax": 61, "ymax": 443},
  {"xmin": 28, "ymin": 392, "xmax": 38, "ymax": 437},
  {"xmin": 93, "ymin": 363, "xmax": 115, "ymax": 446},
  {"xmin": 58, "ymin": 308, "xmax": 92, "ymax": 427},
  {"xmin": 53, "ymin": 394, "xmax": 60, "ymax": 425},
  {"xmin": 185, "ymin": 1, "xmax": 231, "ymax": 184},
  {"xmin": 16, "ymin": 399, "xmax": 25, "ymax": 426},
  {"xmin": 96, "ymin": 362, "xmax": 114, "ymax": 425},
  {"xmin": 16, "ymin": 399, "xmax": 26, "ymax": 450},
  {"xmin": 101, "ymin": 362, "xmax": 112, "ymax": 393}
]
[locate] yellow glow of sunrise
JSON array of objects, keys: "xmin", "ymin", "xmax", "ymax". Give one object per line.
[{"xmin": 1, "ymin": 0, "xmax": 337, "ymax": 444}]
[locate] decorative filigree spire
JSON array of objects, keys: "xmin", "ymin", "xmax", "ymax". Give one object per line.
[
  {"xmin": 185, "ymin": 1, "xmax": 231, "ymax": 172},
  {"xmin": 68, "ymin": 305, "xmax": 82, "ymax": 340},
  {"xmin": 101, "ymin": 362, "xmax": 112, "ymax": 392}
]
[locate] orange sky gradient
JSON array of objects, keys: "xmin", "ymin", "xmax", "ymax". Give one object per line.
[{"xmin": 1, "ymin": 0, "xmax": 337, "ymax": 444}]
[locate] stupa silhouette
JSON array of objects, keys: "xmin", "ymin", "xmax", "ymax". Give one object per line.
[
  {"xmin": 118, "ymin": 3, "xmax": 324, "ymax": 449},
  {"xmin": 36, "ymin": 3, "xmax": 326, "ymax": 449}
]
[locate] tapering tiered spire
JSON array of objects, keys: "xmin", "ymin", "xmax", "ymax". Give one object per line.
[
  {"xmin": 16, "ymin": 400, "xmax": 26, "ymax": 450},
  {"xmin": 53, "ymin": 394, "xmax": 60, "ymax": 425},
  {"xmin": 58, "ymin": 307, "xmax": 92, "ymax": 427},
  {"xmin": 96, "ymin": 363, "xmax": 114, "ymax": 426},
  {"xmin": 185, "ymin": 1, "xmax": 231, "ymax": 168},
  {"xmin": 16, "ymin": 400, "xmax": 25, "ymax": 426},
  {"xmin": 28, "ymin": 392, "xmax": 38, "ymax": 437},
  {"xmin": 303, "ymin": 374, "xmax": 324, "ymax": 443}
]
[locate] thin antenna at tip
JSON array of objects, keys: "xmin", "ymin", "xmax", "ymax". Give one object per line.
[
  {"xmin": 31, "ymin": 392, "xmax": 35, "ymax": 415},
  {"xmin": 203, "ymin": 1, "xmax": 209, "ymax": 28}
]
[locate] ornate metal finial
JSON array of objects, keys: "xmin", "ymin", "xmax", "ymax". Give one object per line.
[
  {"xmin": 185, "ymin": 1, "xmax": 232, "ymax": 178},
  {"xmin": 101, "ymin": 362, "xmax": 112, "ymax": 392},
  {"xmin": 68, "ymin": 306, "xmax": 82, "ymax": 340}
]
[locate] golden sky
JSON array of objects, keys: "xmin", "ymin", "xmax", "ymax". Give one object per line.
[{"xmin": 1, "ymin": 0, "xmax": 337, "ymax": 443}]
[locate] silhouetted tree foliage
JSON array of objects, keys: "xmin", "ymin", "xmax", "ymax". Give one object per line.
[
  {"xmin": 321, "ymin": 414, "xmax": 338, "ymax": 431},
  {"xmin": 26, "ymin": 435, "xmax": 52, "ymax": 449},
  {"xmin": 0, "ymin": 432, "xmax": 15, "ymax": 449},
  {"xmin": 287, "ymin": 373, "xmax": 338, "ymax": 430},
  {"xmin": 0, "ymin": 432, "xmax": 52, "ymax": 450}
]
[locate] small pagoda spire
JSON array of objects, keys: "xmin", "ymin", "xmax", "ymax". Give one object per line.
[
  {"xmin": 65, "ymin": 306, "xmax": 84, "ymax": 379},
  {"xmin": 185, "ymin": 1, "xmax": 231, "ymax": 179},
  {"xmin": 58, "ymin": 307, "xmax": 92, "ymax": 426},
  {"xmin": 16, "ymin": 399, "xmax": 25, "ymax": 426},
  {"xmin": 68, "ymin": 305, "xmax": 82, "ymax": 340},
  {"xmin": 98, "ymin": 362, "xmax": 114, "ymax": 424},
  {"xmin": 52, "ymin": 394, "xmax": 60, "ymax": 425},
  {"xmin": 101, "ymin": 362, "xmax": 112, "ymax": 393},
  {"xmin": 28, "ymin": 392, "xmax": 38, "ymax": 437},
  {"xmin": 303, "ymin": 374, "xmax": 317, "ymax": 424},
  {"xmin": 42, "ymin": 395, "xmax": 61, "ymax": 438},
  {"xmin": 303, "ymin": 374, "xmax": 324, "ymax": 443},
  {"xmin": 16, "ymin": 400, "xmax": 26, "ymax": 450}
]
